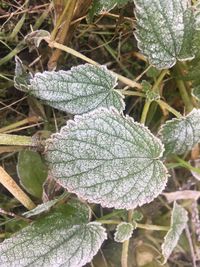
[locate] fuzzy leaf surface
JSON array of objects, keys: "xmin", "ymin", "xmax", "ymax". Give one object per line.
[
  {"xmin": 29, "ymin": 64, "xmax": 124, "ymax": 114},
  {"xmin": 161, "ymin": 202, "xmax": 188, "ymax": 264},
  {"xmin": 159, "ymin": 109, "xmax": 200, "ymax": 155},
  {"xmin": 0, "ymin": 204, "xmax": 107, "ymax": 267},
  {"xmin": 134, "ymin": 0, "xmax": 196, "ymax": 69},
  {"xmin": 46, "ymin": 108, "xmax": 168, "ymax": 210},
  {"xmin": 192, "ymin": 86, "xmax": 200, "ymax": 101},
  {"xmin": 114, "ymin": 222, "xmax": 134, "ymax": 243},
  {"xmin": 90, "ymin": 0, "xmax": 131, "ymax": 15}
]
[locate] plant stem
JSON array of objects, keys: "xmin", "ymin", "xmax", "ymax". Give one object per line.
[
  {"xmin": 45, "ymin": 39, "xmax": 142, "ymax": 89},
  {"xmin": 120, "ymin": 90, "xmax": 145, "ymax": 97},
  {"xmin": 151, "ymin": 69, "xmax": 169, "ymax": 93},
  {"xmin": 0, "ymin": 116, "xmax": 41, "ymax": 133},
  {"xmin": 136, "ymin": 223, "xmax": 169, "ymax": 231},
  {"xmin": 140, "ymin": 69, "xmax": 169, "ymax": 124},
  {"xmin": 0, "ymin": 167, "xmax": 36, "ymax": 210},
  {"xmin": 156, "ymin": 100, "xmax": 182, "ymax": 118},
  {"xmin": 140, "ymin": 100, "xmax": 151, "ymax": 124},
  {"xmin": 174, "ymin": 64, "xmax": 193, "ymax": 113},
  {"xmin": 0, "ymin": 134, "xmax": 37, "ymax": 146},
  {"xmin": 172, "ymin": 155, "xmax": 200, "ymax": 175},
  {"xmin": 96, "ymin": 220, "xmax": 121, "ymax": 225},
  {"xmin": 121, "ymin": 210, "xmax": 134, "ymax": 267}
]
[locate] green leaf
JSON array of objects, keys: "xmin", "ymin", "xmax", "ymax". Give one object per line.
[
  {"xmin": 192, "ymin": 85, "xmax": 200, "ymax": 101},
  {"xmin": 29, "ymin": 64, "xmax": 124, "ymax": 115},
  {"xmin": 0, "ymin": 203, "xmax": 107, "ymax": 267},
  {"xmin": 17, "ymin": 150, "xmax": 48, "ymax": 198},
  {"xmin": 161, "ymin": 202, "xmax": 188, "ymax": 264},
  {"xmin": 90, "ymin": 0, "xmax": 131, "ymax": 16},
  {"xmin": 114, "ymin": 222, "xmax": 134, "ymax": 243},
  {"xmin": 159, "ymin": 109, "xmax": 200, "ymax": 156},
  {"xmin": 134, "ymin": 0, "xmax": 196, "ymax": 69},
  {"xmin": 46, "ymin": 108, "xmax": 168, "ymax": 210}
]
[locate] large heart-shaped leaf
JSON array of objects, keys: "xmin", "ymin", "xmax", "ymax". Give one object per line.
[
  {"xmin": 134, "ymin": 0, "xmax": 196, "ymax": 69},
  {"xmin": 0, "ymin": 203, "xmax": 107, "ymax": 267},
  {"xmin": 46, "ymin": 108, "xmax": 168, "ymax": 210},
  {"xmin": 159, "ymin": 109, "xmax": 200, "ymax": 155},
  {"xmin": 161, "ymin": 202, "xmax": 188, "ymax": 264},
  {"xmin": 29, "ymin": 64, "xmax": 124, "ymax": 114}
]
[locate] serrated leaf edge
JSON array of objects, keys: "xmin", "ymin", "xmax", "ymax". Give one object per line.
[
  {"xmin": 29, "ymin": 64, "xmax": 125, "ymax": 113},
  {"xmin": 45, "ymin": 107, "xmax": 169, "ymax": 209},
  {"xmin": 161, "ymin": 202, "xmax": 188, "ymax": 264},
  {"xmin": 158, "ymin": 108, "xmax": 200, "ymax": 139},
  {"xmin": 114, "ymin": 222, "xmax": 134, "ymax": 243},
  {"xmin": 134, "ymin": 0, "xmax": 195, "ymax": 69}
]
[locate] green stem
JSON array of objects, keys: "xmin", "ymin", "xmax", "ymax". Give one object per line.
[
  {"xmin": 120, "ymin": 90, "xmax": 145, "ymax": 98},
  {"xmin": 172, "ymin": 155, "xmax": 200, "ymax": 175},
  {"xmin": 136, "ymin": 223, "xmax": 169, "ymax": 231},
  {"xmin": 0, "ymin": 134, "xmax": 37, "ymax": 147},
  {"xmin": 151, "ymin": 69, "xmax": 168, "ymax": 93},
  {"xmin": 156, "ymin": 100, "xmax": 182, "ymax": 118},
  {"xmin": 174, "ymin": 64, "xmax": 193, "ymax": 113},
  {"xmin": 140, "ymin": 100, "xmax": 152, "ymax": 124}
]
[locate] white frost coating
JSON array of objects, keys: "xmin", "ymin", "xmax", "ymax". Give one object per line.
[
  {"xmin": 0, "ymin": 220, "xmax": 106, "ymax": 267},
  {"xmin": 46, "ymin": 107, "xmax": 168, "ymax": 210},
  {"xmin": 91, "ymin": 0, "xmax": 130, "ymax": 14},
  {"xmin": 29, "ymin": 64, "xmax": 124, "ymax": 115},
  {"xmin": 192, "ymin": 86, "xmax": 200, "ymax": 101},
  {"xmin": 159, "ymin": 109, "xmax": 200, "ymax": 155},
  {"xmin": 23, "ymin": 199, "xmax": 59, "ymax": 218},
  {"xmin": 134, "ymin": 0, "xmax": 195, "ymax": 69},
  {"xmin": 161, "ymin": 202, "xmax": 188, "ymax": 264},
  {"xmin": 114, "ymin": 222, "xmax": 134, "ymax": 243}
]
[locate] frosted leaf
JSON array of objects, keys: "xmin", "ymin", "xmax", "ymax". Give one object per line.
[
  {"xmin": 29, "ymin": 64, "xmax": 124, "ymax": 114},
  {"xmin": 90, "ymin": 0, "xmax": 131, "ymax": 15},
  {"xmin": 161, "ymin": 202, "xmax": 188, "ymax": 264},
  {"xmin": 0, "ymin": 205, "xmax": 107, "ymax": 267},
  {"xmin": 114, "ymin": 222, "xmax": 134, "ymax": 243},
  {"xmin": 14, "ymin": 57, "xmax": 32, "ymax": 92},
  {"xmin": 159, "ymin": 109, "xmax": 200, "ymax": 155},
  {"xmin": 45, "ymin": 108, "xmax": 168, "ymax": 210},
  {"xmin": 134, "ymin": 0, "xmax": 196, "ymax": 69},
  {"xmin": 23, "ymin": 199, "xmax": 60, "ymax": 218},
  {"xmin": 192, "ymin": 85, "xmax": 200, "ymax": 101}
]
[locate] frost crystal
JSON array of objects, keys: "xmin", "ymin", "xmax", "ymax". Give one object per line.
[
  {"xmin": 29, "ymin": 64, "xmax": 124, "ymax": 114},
  {"xmin": 46, "ymin": 107, "xmax": 168, "ymax": 210},
  {"xmin": 159, "ymin": 109, "xmax": 200, "ymax": 155},
  {"xmin": 134, "ymin": 0, "xmax": 196, "ymax": 69}
]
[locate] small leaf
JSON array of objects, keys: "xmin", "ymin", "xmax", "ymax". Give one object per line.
[
  {"xmin": 17, "ymin": 150, "xmax": 48, "ymax": 198},
  {"xmin": 161, "ymin": 202, "xmax": 188, "ymax": 264},
  {"xmin": 114, "ymin": 222, "xmax": 134, "ymax": 243},
  {"xmin": 29, "ymin": 64, "xmax": 124, "ymax": 114},
  {"xmin": 134, "ymin": 0, "xmax": 196, "ymax": 69},
  {"xmin": 46, "ymin": 108, "xmax": 168, "ymax": 210},
  {"xmin": 90, "ymin": 0, "xmax": 131, "ymax": 16},
  {"xmin": 14, "ymin": 57, "xmax": 32, "ymax": 92},
  {"xmin": 192, "ymin": 85, "xmax": 200, "ymax": 101},
  {"xmin": 159, "ymin": 109, "xmax": 200, "ymax": 156},
  {"xmin": 0, "ymin": 204, "xmax": 106, "ymax": 267}
]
